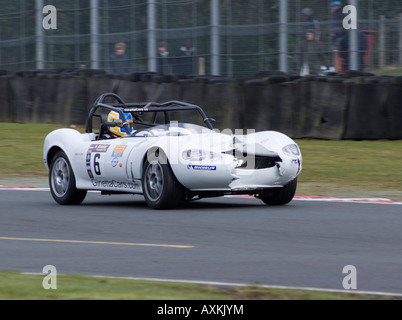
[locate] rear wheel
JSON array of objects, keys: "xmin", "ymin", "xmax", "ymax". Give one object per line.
[
  {"xmin": 259, "ymin": 177, "xmax": 297, "ymax": 206},
  {"xmin": 49, "ymin": 151, "xmax": 87, "ymax": 205},
  {"xmin": 142, "ymin": 150, "xmax": 184, "ymax": 209}
]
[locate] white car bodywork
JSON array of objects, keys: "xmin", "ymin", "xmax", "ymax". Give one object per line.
[{"xmin": 43, "ymin": 94, "xmax": 302, "ymax": 209}]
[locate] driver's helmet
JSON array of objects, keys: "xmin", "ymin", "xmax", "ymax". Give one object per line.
[{"xmin": 107, "ymin": 110, "xmax": 134, "ymax": 137}]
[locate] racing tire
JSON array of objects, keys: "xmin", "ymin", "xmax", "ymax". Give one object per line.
[
  {"xmin": 49, "ymin": 150, "xmax": 87, "ymax": 205},
  {"xmin": 142, "ymin": 150, "xmax": 184, "ymax": 210},
  {"xmin": 260, "ymin": 177, "xmax": 297, "ymax": 206}
]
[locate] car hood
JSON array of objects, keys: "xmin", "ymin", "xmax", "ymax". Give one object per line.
[{"xmin": 177, "ymin": 131, "xmax": 282, "ymax": 158}]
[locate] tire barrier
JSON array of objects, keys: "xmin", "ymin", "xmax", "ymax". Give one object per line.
[
  {"xmin": 297, "ymin": 76, "xmax": 350, "ymax": 140},
  {"xmin": 0, "ymin": 75, "xmax": 15, "ymax": 123},
  {"xmin": 1, "ymin": 69, "xmax": 402, "ymax": 140},
  {"xmin": 386, "ymin": 77, "xmax": 402, "ymax": 140},
  {"xmin": 343, "ymin": 76, "xmax": 390, "ymax": 140}
]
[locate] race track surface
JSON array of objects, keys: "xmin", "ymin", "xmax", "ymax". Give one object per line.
[{"xmin": 1, "ymin": 189, "xmax": 402, "ymax": 296}]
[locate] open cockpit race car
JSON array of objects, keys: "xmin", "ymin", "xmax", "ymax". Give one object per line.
[{"xmin": 43, "ymin": 93, "xmax": 302, "ymax": 209}]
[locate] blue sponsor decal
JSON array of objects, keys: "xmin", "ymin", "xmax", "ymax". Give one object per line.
[
  {"xmin": 111, "ymin": 158, "xmax": 119, "ymax": 167},
  {"xmin": 187, "ymin": 165, "xmax": 217, "ymax": 171}
]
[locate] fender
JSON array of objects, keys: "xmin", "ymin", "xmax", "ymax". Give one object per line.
[{"xmin": 43, "ymin": 128, "xmax": 93, "ymax": 172}]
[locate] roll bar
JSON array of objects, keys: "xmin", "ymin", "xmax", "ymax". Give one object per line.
[{"xmin": 85, "ymin": 93, "xmax": 215, "ymax": 134}]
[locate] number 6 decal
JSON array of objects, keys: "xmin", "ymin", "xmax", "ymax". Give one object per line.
[
  {"xmin": 94, "ymin": 153, "xmax": 101, "ymax": 175},
  {"xmin": 86, "ymin": 144, "xmax": 110, "ymax": 178}
]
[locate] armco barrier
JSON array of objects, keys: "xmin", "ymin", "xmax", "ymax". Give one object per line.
[{"xmin": 1, "ymin": 70, "xmax": 402, "ymax": 140}]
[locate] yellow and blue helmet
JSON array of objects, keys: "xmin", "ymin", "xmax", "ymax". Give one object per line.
[{"xmin": 107, "ymin": 110, "xmax": 134, "ymax": 137}]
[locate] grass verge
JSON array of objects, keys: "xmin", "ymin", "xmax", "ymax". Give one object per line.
[
  {"xmin": 295, "ymin": 139, "xmax": 402, "ymax": 200},
  {"xmin": 0, "ymin": 271, "xmax": 398, "ymax": 300},
  {"xmin": 0, "ymin": 123, "xmax": 68, "ymax": 177},
  {"xmin": 371, "ymin": 66, "xmax": 402, "ymax": 77}
]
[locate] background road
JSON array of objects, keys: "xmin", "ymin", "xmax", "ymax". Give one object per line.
[{"xmin": 1, "ymin": 189, "xmax": 402, "ymax": 295}]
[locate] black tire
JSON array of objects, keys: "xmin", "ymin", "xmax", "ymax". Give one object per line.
[
  {"xmin": 142, "ymin": 150, "xmax": 184, "ymax": 209},
  {"xmin": 49, "ymin": 150, "xmax": 87, "ymax": 205},
  {"xmin": 259, "ymin": 177, "xmax": 297, "ymax": 206}
]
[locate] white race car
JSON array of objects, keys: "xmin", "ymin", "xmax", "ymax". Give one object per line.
[{"xmin": 43, "ymin": 93, "xmax": 302, "ymax": 209}]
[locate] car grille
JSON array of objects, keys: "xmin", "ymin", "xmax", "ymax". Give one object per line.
[{"xmin": 226, "ymin": 150, "xmax": 282, "ymax": 169}]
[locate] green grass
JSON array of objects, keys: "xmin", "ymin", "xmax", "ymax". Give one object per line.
[
  {"xmin": 296, "ymin": 139, "xmax": 402, "ymax": 200},
  {"xmin": 0, "ymin": 123, "xmax": 66, "ymax": 177},
  {"xmin": 371, "ymin": 66, "xmax": 402, "ymax": 77},
  {"xmin": 0, "ymin": 271, "xmax": 398, "ymax": 300}
]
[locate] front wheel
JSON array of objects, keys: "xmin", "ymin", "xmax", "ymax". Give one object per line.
[
  {"xmin": 259, "ymin": 177, "xmax": 297, "ymax": 206},
  {"xmin": 142, "ymin": 152, "xmax": 184, "ymax": 209},
  {"xmin": 49, "ymin": 150, "xmax": 87, "ymax": 205}
]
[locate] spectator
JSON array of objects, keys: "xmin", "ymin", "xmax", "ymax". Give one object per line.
[
  {"xmin": 299, "ymin": 29, "xmax": 325, "ymax": 75},
  {"xmin": 109, "ymin": 42, "xmax": 131, "ymax": 75},
  {"xmin": 301, "ymin": 7, "xmax": 321, "ymax": 41},
  {"xmin": 157, "ymin": 42, "xmax": 171, "ymax": 74},
  {"xmin": 330, "ymin": 1, "xmax": 367, "ymax": 71},
  {"xmin": 330, "ymin": 1, "xmax": 348, "ymax": 71},
  {"xmin": 330, "ymin": 1, "xmax": 346, "ymax": 44},
  {"xmin": 338, "ymin": 31, "xmax": 367, "ymax": 72},
  {"xmin": 173, "ymin": 40, "xmax": 197, "ymax": 76},
  {"xmin": 296, "ymin": 8, "xmax": 325, "ymax": 75}
]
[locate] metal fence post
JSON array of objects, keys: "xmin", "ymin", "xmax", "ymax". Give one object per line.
[
  {"xmin": 36, "ymin": 0, "xmax": 44, "ymax": 69},
  {"xmin": 211, "ymin": 0, "xmax": 220, "ymax": 76},
  {"xmin": 379, "ymin": 15, "xmax": 386, "ymax": 69},
  {"xmin": 399, "ymin": 14, "xmax": 402, "ymax": 67},
  {"xmin": 148, "ymin": 0, "xmax": 157, "ymax": 73},
  {"xmin": 279, "ymin": 0, "xmax": 288, "ymax": 73},
  {"xmin": 90, "ymin": 0, "xmax": 99, "ymax": 70},
  {"xmin": 349, "ymin": 0, "xmax": 358, "ymax": 70}
]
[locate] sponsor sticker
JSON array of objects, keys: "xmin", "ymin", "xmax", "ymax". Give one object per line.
[
  {"xmin": 111, "ymin": 158, "xmax": 119, "ymax": 168},
  {"xmin": 112, "ymin": 146, "xmax": 126, "ymax": 158},
  {"xmin": 91, "ymin": 179, "xmax": 140, "ymax": 190},
  {"xmin": 187, "ymin": 165, "xmax": 217, "ymax": 171},
  {"xmin": 89, "ymin": 144, "xmax": 110, "ymax": 153}
]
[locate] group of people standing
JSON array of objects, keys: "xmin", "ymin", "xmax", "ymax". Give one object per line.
[
  {"xmin": 157, "ymin": 40, "xmax": 198, "ymax": 76},
  {"xmin": 297, "ymin": 1, "xmax": 367, "ymax": 75},
  {"xmin": 109, "ymin": 41, "xmax": 198, "ymax": 76},
  {"xmin": 110, "ymin": 1, "xmax": 368, "ymax": 77}
]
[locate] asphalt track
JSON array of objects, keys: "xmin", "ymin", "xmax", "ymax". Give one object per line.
[{"xmin": 1, "ymin": 188, "xmax": 402, "ymax": 296}]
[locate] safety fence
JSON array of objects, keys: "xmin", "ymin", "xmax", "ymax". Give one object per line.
[
  {"xmin": 0, "ymin": 69, "xmax": 401, "ymax": 140},
  {"xmin": 1, "ymin": 1, "xmax": 402, "ymax": 78}
]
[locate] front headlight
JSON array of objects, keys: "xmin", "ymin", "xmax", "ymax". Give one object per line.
[
  {"xmin": 282, "ymin": 144, "xmax": 301, "ymax": 157},
  {"xmin": 182, "ymin": 149, "xmax": 222, "ymax": 162}
]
